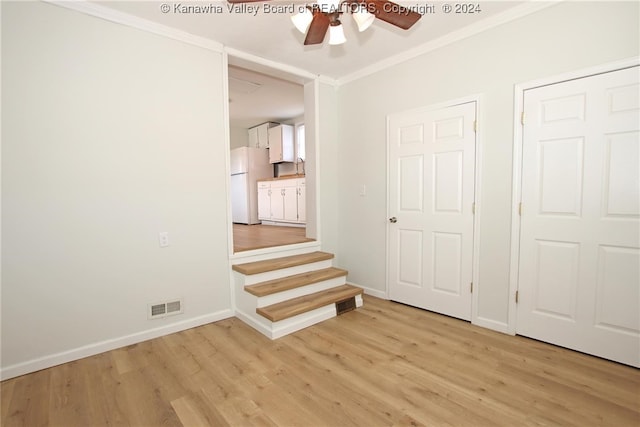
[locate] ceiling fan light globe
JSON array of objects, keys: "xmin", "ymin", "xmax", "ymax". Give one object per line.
[
  {"xmin": 353, "ymin": 9, "xmax": 375, "ymax": 32},
  {"xmin": 329, "ymin": 24, "xmax": 346, "ymax": 45},
  {"xmin": 291, "ymin": 9, "xmax": 313, "ymax": 34}
]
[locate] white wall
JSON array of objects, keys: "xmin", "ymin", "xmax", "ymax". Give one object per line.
[
  {"xmin": 230, "ymin": 126, "xmax": 249, "ymax": 149},
  {"xmin": 336, "ymin": 2, "xmax": 639, "ymax": 326},
  {"xmin": 317, "ymin": 83, "xmax": 340, "ymax": 255},
  {"xmin": 303, "ymin": 81, "xmax": 318, "ymax": 239},
  {"xmin": 1, "ymin": 1, "xmax": 232, "ymax": 378}
]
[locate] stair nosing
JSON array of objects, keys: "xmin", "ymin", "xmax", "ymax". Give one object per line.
[
  {"xmin": 256, "ymin": 284, "xmax": 363, "ymax": 322},
  {"xmin": 232, "ymin": 251, "xmax": 334, "ymax": 276},
  {"xmin": 245, "ymin": 267, "xmax": 348, "ymax": 297}
]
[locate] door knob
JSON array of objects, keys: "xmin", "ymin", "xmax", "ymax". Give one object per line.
[{"xmin": 389, "ymin": 217, "xmax": 397, "ymax": 223}]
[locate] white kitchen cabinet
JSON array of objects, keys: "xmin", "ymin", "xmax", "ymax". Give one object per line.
[
  {"xmin": 248, "ymin": 127, "xmax": 258, "ymax": 148},
  {"xmin": 248, "ymin": 122, "xmax": 277, "ymax": 149},
  {"xmin": 297, "ymin": 179, "xmax": 305, "ymax": 223},
  {"xmin": 257, "ymin": 178, "xmax": 305, "ymax": 225},
  {"xmin": 283, "ymin": 183, "xmax": 298, "ymax": 222},
  {"xmin": 269, "ymin": 180, "xmax": 297, "ymax": 222},
  {"xmin": 257, "ymin": 181, "xmax": 271, "ymax": 220},
  {"xmin": 268, "ymin": 124, "xmax": 294, "ymax": 163},
  {"xmin": 269, "ymin": 181, "xmax": 284, "ymax": 221}
]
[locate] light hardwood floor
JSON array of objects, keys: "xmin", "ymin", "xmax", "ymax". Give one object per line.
[
  {"xmin": 2, "ymin": 296, "xmax": 639, "ymax": 426},
  {"xmin": 233, "ymin": 224, "xmax": 314, "ymax": 252}
]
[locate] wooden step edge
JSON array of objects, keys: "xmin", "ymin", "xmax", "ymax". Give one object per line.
[
  {"xmin": 256, "ymin": 284, "xmax": 363, "ymax": 323},
  {"xmin": 232, "ymin": 251, "xmax": 334, "ymax": 275},
  {"xmin": 245, "ymin": 267, "xmax": 348, "ymax": 297}
]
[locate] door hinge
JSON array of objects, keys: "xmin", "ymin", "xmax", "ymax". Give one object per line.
[
  {"xmin": 472, "ymin": 202, "xmax": 476, "ymax": 215},
  {"xmin": 520, "ymin": 111, "xmax": 525, "ymax": 125},
  {"xmin": 473, "ymin": 120, "xmax": 478, "ymax": 132},
  {"xmin": 518, "ymin": 202, "xmax": 522, "ymax": 216},
  {"xmin": 470, "ymin": 282, "xmax": 473, "ymax": 293},
  {"xmin": 515, "ymin": 290, "xmax": 519, "ymax": 304}
]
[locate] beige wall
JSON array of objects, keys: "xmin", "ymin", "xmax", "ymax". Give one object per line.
[
  {"xmin": 230, "ymin": 126, "xmax": 249, "ymax": 149},
  {"xmin": 335, "ymin": 1, "xmax": 639, "ymax": 327},
  {"xmin": 1, "ymin": 1, "xmax": 232, "ymax": 377},
  {"xmin": 317, "ymin": 82, "xmax": 339, "ymax": 254}
]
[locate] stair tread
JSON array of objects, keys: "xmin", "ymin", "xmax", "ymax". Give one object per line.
[
  {"xmin": 256, "ymin": 284, "xmax": 363, "ymax": 322},
  {"xmin": 232, "ymin": 251, "xmax": 334, "ymax": 275},
  {"xmin": 245, "ymin": 267, "xmax": 348, "ymax": 297}
]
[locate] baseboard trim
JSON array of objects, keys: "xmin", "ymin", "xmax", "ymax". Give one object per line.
[
  {"xmin": 235, "ymin": 305, "xmax": 338, "ymax": 340},
  {"xmin": 0, "ymin": 309, "xmax": 234, "ymax": 381},
  {"xmin": 234, "ymin": 308, "xmax": 273, "ymax": 339},
  {"xmin": 350, "ymin": 283, "xmax": 388, "ymax": 300},
  {"xmin": 473, "ymin": 316, "xmax": 511, "ymax": 335}
]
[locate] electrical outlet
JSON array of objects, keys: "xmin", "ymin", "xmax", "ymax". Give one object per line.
[
  {"xmin": 359, "ymin": 184, "xmax": 367, "ymax": 197},
  {"xmin": 158, "ymin": 232, "xmax": 169, "ymax": 248}
]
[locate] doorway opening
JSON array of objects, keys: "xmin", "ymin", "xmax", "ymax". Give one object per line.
[{"xmin": 227, "ymin": 58, "xmax": 316, "ymax": 253}]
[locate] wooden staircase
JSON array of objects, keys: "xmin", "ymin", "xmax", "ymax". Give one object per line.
[{"xmin": 232, "ymin": 250, "xmax": 363, "ymax": 339}]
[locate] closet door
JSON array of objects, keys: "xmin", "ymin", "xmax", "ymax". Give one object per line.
[
  {"xmin": 388, "ymin": 101, "xmax": 477, "ymax": 321},
  {"xmin": 517, "ymin": 66, "xmax": 639, "ymax": 367}
]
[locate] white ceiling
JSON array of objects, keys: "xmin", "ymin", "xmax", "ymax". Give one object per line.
[
  {"xmin": 91, "ymin": 1, "xmax": 533, "ymax": 129},
  {"xmin": 94, "ymin": 1, "xmax": 528, "ymax": 80},
  {"xmin": 228, "ymin": 65, "xmax": 304, "ymax": 128}
]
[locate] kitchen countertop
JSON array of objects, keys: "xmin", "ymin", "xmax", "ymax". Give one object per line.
[{"xmin": 258, "ymin": 174, "xmax": 305, "ymax": 182}]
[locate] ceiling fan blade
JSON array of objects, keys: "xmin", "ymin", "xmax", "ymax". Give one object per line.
[
  {"xmin": 365, "ymin": 0, "xmax": 421, "ymax": 30},
  {"xmin": 304, "ymin": 12, "xmax": 330, "ymax": 45}
]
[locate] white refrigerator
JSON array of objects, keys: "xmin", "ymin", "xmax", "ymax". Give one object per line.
[{"xmin": 230, "ymin": 147, "xmax": 273, "ymax": 224}]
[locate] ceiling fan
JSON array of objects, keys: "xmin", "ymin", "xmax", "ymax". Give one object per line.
[{"xmin": 227, "ymin": 0, "xmax": 422, "ymax": 46}]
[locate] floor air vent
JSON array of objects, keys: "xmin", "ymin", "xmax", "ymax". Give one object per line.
[
  {"xmin": 336, "ymin": 297, "xmax": 356, "ymax": 315},
  {"xmin": 148, "ymin": 299, "xmax": 183, "ymax": 319}
]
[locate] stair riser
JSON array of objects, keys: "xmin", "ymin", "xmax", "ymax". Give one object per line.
[
  {"xmin": 235, "ymin": 304, "xmax": 336, "ymax": 340},
  {"xmin": 271, "ymin": 305, "xmax": 337, "ymax": 339},
  {"xmin": 270, "ymin": 294, "xmax": 364, "ymax": 339},
  {"xmin": 235, "ymin": 291, "xmax": 364, "ymax": 340},
  {"xmin": 231, "ymin": 244, "xmax": 322, "ymax": 265},
  {"xmin": 256, "ymin": 276, "xmax": 347, "ymax": 308},
  {"xmin": 239, "ymin": 260, "xmax": 334, "ymax": 286}
]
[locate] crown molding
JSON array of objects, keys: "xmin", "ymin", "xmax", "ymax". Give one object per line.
[
  {"xmin": 43, "ymin": 0, "xmax": 224, "ymax": 53},
  {"xmin": 43, "ymin": 1, "xmax": 338, "ymax": 86},
  {"xmin": 226, "ymin": 47, "xmax": 316, "ymax": 82},
  {"xmin": 336, "ymin": 1, "xmax": 560, "ymax": 86},
  {"xmin": 40, "ymin": 0, "xmax": 552, "ymax": 88},
  {"xmin": 226, "ymin": 47, "xmax": 337, "ymax": 86},
  {"xmin": 316, "ymin": 74, "xmax": 339, "ymax": 86}
]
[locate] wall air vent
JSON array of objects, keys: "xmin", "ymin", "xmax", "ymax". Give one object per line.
[
  {"xmin": 148, "ymin": 299, "xmax": 183, "ymax": 319},
  {"xmin": 151, "ymin": 303, "xmax": 166, "ymax": 317},
  {"xmin": 336, "ymin": 297, "xmax": 356, "ymax": 315},
  {"xmin": 166, "ymin": 300, "xmax": 181, "ymax": 314}
]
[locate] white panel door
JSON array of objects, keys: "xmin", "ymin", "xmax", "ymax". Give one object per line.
[
  {"xmin": 388, "ymin": 102, "xmax": 476, "ymax": 321},
  {"xmin": 517, "ymin": 66, "xmax": 640, "ymax": 367}
]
